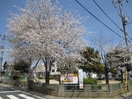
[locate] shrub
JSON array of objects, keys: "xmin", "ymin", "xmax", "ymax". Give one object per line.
[
  {"xmin": 38, "ymin": 76, "xmax": 44, "ymax": 79},
  {"xmin": 12, "ymin": 76, "xmax": 19, "ymax": 80},
  {"xmin": 115, "ymin": 78, "xmax": 122, "ymax": 81},
  {"xmin": 129, "ymin": 80, "xmax": 132, "ymax": 82},
  {"xmin": 83, "ymin": 78, "xmax": 97, "ymax": 84},
  {"xmin": 91, "ymin": 86, "xmax": 101, "ymax": 91}
]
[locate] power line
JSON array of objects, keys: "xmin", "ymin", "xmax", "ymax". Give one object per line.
[
  {"xmin": 124, "ymin": 1, "xmax": 132, "ymax": 41},
  {"xmin": 117, "ymin": 1, "xmax": 132, "ymax": 41},
  {"xmin": 92, "ymin": 0, "xmax": 124, "ymax": 32},
  {"xmin": 75, "ymin": 0, "xmax": 125, "ymax": 40},
  {"xmin": 95, "ymin": 0, "xmax": 132, "ymax": 41},
  {"xmin": 111, "ymin": 0, "xmax": 132, "ymax": 40},
  {"xmin": 127, "ymin": 0, "xmax": 132, "ymax": 13}
]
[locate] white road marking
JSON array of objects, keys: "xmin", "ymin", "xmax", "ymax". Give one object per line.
[
  {"xmin": 21, "ymin": 91, "xmax": 45, "ymax": 99},
  {"xmin": 7, "ymin": 95, "xmax": 19, "ymax": 99},
  {"xmin": 0, "ymin": 97, "xmax": 3, "ymax": 99},
  {"xmin": 0, "ymin": 90, "xmax": 20, "ymax": 93},
  {"xmin": 18, "ymin": 94, "xmax": 35, "ymax": 99}
]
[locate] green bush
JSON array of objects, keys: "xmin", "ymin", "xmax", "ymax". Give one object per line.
[
  {"xmin": 115, "ymin": 78, "xmax": 122, "ymax": 81},
  {"xmin": 12, "ymin": 76, "xmax": 19, "ymax": 80},
  {"xmin": 91, "ymin": 86, "xmax": 101, "ymax": 91},
  {"xmin": 83, "ymin": 78, "xmax": 97, "ymax": 84},
  {"xmin": 129, "ymin": 80, "xmax": 132, "ymax": 82},
  {"xmin": 38, "ymin": 76, "xmax": 44, "ymax": 79}
]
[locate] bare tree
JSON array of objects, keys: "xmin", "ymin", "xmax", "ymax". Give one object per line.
[
  {"xmin": 7, "ymin": 0, "xmax": 89, "ymax": 84},
  {"xmin": 91, "ymin": 33, "xmax": 116, "ymax": 84}
]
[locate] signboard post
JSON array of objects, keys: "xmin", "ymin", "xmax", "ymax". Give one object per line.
[{"xmin": 78, "ymin": 69, "xmax": 83, "ymax": 89}]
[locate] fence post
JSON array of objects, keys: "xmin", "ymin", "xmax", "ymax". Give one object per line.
[
  {"xmin": 128, "ymin": 82, "xmax": 132, "ymax": 90},
  {"xmin": 119, "ymin": 83, "xmax": 123, "ymax": 89},
  {"xmin": 84, "ymin": 84, "xmax": 90, "ymax": 97},
  {"xmin": 58, "ymin": 84, "xmax": 65, "ymax": 97},
  {"xmin": 108, "ymin": 84, "xmax": 112, "ymax": 93}
]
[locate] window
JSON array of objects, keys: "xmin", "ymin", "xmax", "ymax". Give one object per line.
[{"xmin": 52, "ymin": 69, "xmax": 55, "ymax": 72}]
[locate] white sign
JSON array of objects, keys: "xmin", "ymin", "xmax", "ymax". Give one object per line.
[{"xmin": 78, "ymin": 69, "xmax": 83, "ymax": 89}]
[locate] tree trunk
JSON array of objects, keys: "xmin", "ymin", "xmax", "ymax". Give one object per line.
[
  {"xmin": 45, "ymin": 71, "xmax": 50, "ymax": 84},
  {"xmin": 42, "ymin": 58, "xmax": 53, "ymax": 84},
  {"xmin": 121, "ymin": 69, "xmax": 123, "ymax": 83},
  {"xmin": 105, "ymin": 62, "xmax": 109, "ymax": 84}
]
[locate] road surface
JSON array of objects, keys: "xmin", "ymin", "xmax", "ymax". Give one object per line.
[
  {"xmin": 123, "ymin": 94, "xmax": 132, "ymax": 99},
  {"xmin": 0, "ymin": 84, "xmax": 44, "ymax": 99}
]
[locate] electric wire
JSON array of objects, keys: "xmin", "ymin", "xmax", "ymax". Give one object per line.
[
  {"xmin": 92, "ymin": 0, "xmax": 124, "ymax": 32},
  {"xmin": 120, "ymin": 1, "xmax": 132, "ymax": 41},
  {"xmin": 75, "ymin": 0, "xmax": 125, "ymax": 40},
  {"xmin": 127, "ymin": 0, "xmax": 132, "ymax": 13},
  {"xmin": 94, "ymin": 0, "xmax": 132, "ymax": 41},
  {"xmin": 125, "ymin": 1, "xmax": 132, "ymax": 21}
]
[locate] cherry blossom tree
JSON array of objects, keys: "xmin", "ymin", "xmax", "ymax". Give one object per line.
[{"xmin": 7, "ymin": 0, "xmax": 89, "ymax": 84}]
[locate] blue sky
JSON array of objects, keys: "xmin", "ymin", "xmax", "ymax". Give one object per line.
[
  {"xmin": 0, "ymin": 0, "xmax": 132, "ymax": 63},
  {"xmin": 0, "ymin": 0, "xmax": 25, "ymax": 63}
]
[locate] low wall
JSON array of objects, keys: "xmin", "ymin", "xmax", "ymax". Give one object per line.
[
  {"xmin": 8, "ymin": 80, "xmax": 132, "ymax": 98},
  {"xmin": 56, "ymin": 82, "xmax": 132, "ymax": 98}
]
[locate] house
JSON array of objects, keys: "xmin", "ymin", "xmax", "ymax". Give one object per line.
[{"xmin": 3, "ymin": 61, "xmax": 14, "ymax": 71}]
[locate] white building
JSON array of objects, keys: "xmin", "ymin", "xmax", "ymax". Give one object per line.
[{"xmin": 33, "ymin": 62, "xmax": 60, "ymax": 75}]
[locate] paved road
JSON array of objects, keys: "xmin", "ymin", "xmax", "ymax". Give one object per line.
[
  {"xmin": 123, "ymin": 94, "xmax": 132, "ymax": 99},
  {"xmin": 0, "ymin": 84, "xmax": 44, "ymax": 99}
]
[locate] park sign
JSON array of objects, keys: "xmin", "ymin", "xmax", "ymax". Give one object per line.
[
  {"xmin": 60, "ymin": 72, "xmax": 78, "ymax": 84},
  {"xmin": 60, "ymin": 69, "xmax": 84, "ymax": 89}
]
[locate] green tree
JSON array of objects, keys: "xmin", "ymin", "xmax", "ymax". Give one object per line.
[
  {"xmin": 79, "ymin": 47, "xmax": 104, "ymax": 77},
  {"xmin": 14, "ymin": 60, "xmax": 30, "ymax": 73},
  {"xmin": 108, "ymin": 67, "xmax": 117, "ymax": 77}
]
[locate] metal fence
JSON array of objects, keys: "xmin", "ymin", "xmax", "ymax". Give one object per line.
[
  {"xmin": 64, "ymin": 84, "xmax": 84, "ymax": 92},
  {"xmin": 128, "ymin": 81, "xmax": 132, "ymax": 86},
  {"xmin": 64, "ymin": 84, "xmax": 109, "ymax": 92},
  {"xmin": 64, "ymin": 82, "xmax": 132, "ymax": 92},
  {"xmin": 111, "ymin": 83, "xmax": 121, "ymax": 91},
  {"xmin": 90, "ymin": 84, "xmax": 109, "ymax": 92}
]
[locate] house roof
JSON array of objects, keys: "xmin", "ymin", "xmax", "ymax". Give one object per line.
[{"xmin": 3, "ymin": 61, "xmax": 14, "ymax": 70}]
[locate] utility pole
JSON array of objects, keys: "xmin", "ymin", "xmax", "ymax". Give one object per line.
[
  {"xmin": 118, "ymin": 0, "xmax": 129, "ymax": 46},
  {"xmin": 118, "ymin": 0, "xmax": 130, "ymax": 92},
  {"xmin": 113, "ymin": 0, "xmax": 131, "ymax": 92},
  {"xmin": 0, "ymin": 34, "xmax": 7, "ymax": 81},
  {"xmin": 0, "ymin": 46, "xmax": 4, "ymax": 73}
]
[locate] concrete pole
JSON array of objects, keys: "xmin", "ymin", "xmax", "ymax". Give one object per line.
[
  {"xmin": 117, "ymin": 0, "xmax": 130, "ymax": 92},
  {"xmin": 118, "ymin": 0, "xmax": 129, "ymax": 46}
]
